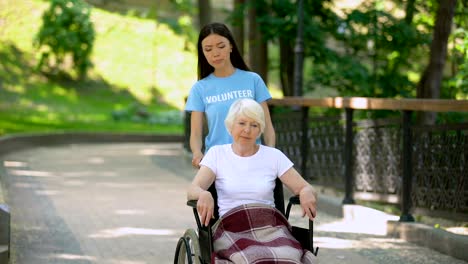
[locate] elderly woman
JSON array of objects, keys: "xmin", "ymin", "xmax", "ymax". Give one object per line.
[{"xmin": 187, "ymin": 98, "xmax": 317, "ymax": 263}]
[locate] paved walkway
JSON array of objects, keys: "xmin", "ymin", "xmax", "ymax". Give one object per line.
[{"xmin": 0, "ymin": 142, "xmax": 466, "ymax": 264}]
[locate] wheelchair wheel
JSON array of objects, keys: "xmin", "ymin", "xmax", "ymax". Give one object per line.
[{"xmin": 175, "ymin": 228, "xmax": 202, "ymax": 264}]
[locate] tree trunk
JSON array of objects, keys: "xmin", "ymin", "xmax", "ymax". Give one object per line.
[
  {"xmin": 198, "ymin": 0, "xmax": 211, "ymax": 30},
  {"xmin": 416, "ymin": 0, "xmax": 457, "ymax": 125},
  {"xmin": 232, "ymin": 0, "xmax": 245, "ymax": 57},
  {"xmin": 248, "ymin": 5, "xmax": 268, "ymax": 83},
  {"xmin": 279, "ymin": 36, "xmax": 294, "ymax": 96},
  {"xmin": 404, "ymin": 0, "xmax": 416, "ymax": 24}
]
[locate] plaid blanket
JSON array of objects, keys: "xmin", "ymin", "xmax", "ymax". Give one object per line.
[{"xmin": 212, "ymin": 203, "xmax": 315, "ymax": 264}]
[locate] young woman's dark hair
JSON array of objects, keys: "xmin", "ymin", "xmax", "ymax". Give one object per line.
[{"xmin": 197, "ymin": 22, "xmax": 250, "ymax": 80}]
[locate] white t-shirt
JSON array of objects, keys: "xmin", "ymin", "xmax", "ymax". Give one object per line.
[{"xmin": 200, "ymin": 144, "xmax": 294, "ymax": 217}]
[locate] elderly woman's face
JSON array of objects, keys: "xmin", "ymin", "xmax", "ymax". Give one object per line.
[{"xmin": 230, "ymin": 115, "xmax": 261, "ymax": 144}]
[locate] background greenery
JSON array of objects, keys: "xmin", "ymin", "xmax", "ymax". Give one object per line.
[
  {"xmin": 0, "ymin": 0, "xmax": 466, "ymax": 232},
  {"xmin": 0, "ymin": 0, "xmax": 199, "ymax": 136},
  {"xmin": 0, "ymin": 0, "xmax": 466, "ymax": 137}
]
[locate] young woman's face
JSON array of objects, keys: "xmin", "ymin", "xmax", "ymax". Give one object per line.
[
  {"xmin": 230, "ymin": 115, "xmax": 261, "ymax": 145},
  {"xmin": 201, "ymin": 34, "xmax": 232, "ymax": 70}
]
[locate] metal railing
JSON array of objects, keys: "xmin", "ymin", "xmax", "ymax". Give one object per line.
[{"xmin": 268, "ymin": 97, "xmax": 468, "ymax": 222}]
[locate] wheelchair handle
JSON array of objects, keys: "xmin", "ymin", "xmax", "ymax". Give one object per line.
[{"xmin": 286, "ymin": 195, "xmax": 319, "ymax": 256}]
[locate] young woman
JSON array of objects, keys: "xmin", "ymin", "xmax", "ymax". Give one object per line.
[{"xmin": 185, "ymin": 22, "xmax": 276, "ymax": 168}]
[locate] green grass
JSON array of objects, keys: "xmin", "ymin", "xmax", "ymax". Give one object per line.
[
  {"xmin": 356, "ymin": 200, "xmax": 401, "ymax": 216},
  {"xmin": 0, "ymin": 0, "xmax": 198, "ymax": 136}
]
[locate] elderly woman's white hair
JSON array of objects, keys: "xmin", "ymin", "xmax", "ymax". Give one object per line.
[{"xmin": 225, "ymin": 98, "xmax": 265, "ymax": 137}]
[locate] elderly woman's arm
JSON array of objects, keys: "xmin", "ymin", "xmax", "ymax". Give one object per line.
[
  {"xmin": 187, "ymin": 166, "xmax": 216, "ymax": 226},
  {"xmin": 280, "ymin": 168, "xmax": 318, "ymax": 221}
]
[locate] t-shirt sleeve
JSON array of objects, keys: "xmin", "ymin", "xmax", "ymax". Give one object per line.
[
  {"xmin": 276, "ymin": 149, "xmax": 294, "ymax": 177},
  {"xmin": 185, "ymin": 82, "xmax": 205, "ymax": 112},
  {"xmin": 253, "ymin": 73, "xmax": 272, "ymax": 103},
  {"xmin": 199, "ymin": 146, "xmax": 218, "ymax": 175}
]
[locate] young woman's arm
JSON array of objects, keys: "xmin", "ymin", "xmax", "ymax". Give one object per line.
[
  {"xmin": 190, "ymin": 111, "xmax": 205, "ymax": 168},
  {"xmin": 260, "ymin": 101, "xmax": 276, "ymax": 147}
]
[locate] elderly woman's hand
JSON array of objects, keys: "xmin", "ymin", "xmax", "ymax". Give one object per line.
[
  {"xmin": 299, "ymin": 186, "xmax": 317, "ymax": 221},
  {"xmin": 197, "ymin": 190, "xmax": 215, "ymax": 226}
]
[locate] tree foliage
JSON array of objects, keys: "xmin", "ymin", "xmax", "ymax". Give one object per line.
[
  {"xmin": 227, "ymin": 0, "xmax": 466, "ymax": 102},
  {"xmin": 445, "ymin": 1, "xmax": 468, "ymax": 99},
  {"xmin": 35, "ymin": 0, "xmax": 95, "ymax": 79},
  {"xmin": 416, "ymin": 0, "xmax": 457, "ymax": 124}
]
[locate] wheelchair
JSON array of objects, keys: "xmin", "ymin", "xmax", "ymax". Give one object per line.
[{"xmin": 174, "ymin": 178, "xmax": 319, "ymax": 264}]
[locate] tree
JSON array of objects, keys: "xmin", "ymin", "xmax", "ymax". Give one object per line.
[
  {"xmin": 227, "ymin": 0, "xmax": 464, "ymax": 103},
  {"xmin": 279, "ymin": 35, "xmax": 295, "ymax": 96},
  {"xmin": 248, "ymin": 2, "xmax": 268, "ymax": 83},
  {"xmin": 35, "ymin": 0, "xmax": 95, "ymax": 80},
  {"xmin": 243, "ymin": 0, "xmax": 337, "ymax": 96},
  {"xmin": 273, "ymin": 1, "xmax": 297, "ymax": 96},
  {"xmin": 198, "ymin": 0, "xmax": 211, "ymax": 30},
  {"xmin": 444, "ymin": 0, "xmax": 467, "ymax": 100},
  {"xmin": 417, "ymin": 0, "xmax": 457, "ymax": 124},
  {"xmin": 231, "ymin": 0, "xmax": 246, "ymax": 57}
]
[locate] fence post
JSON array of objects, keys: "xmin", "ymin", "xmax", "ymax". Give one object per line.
[
  {"xmin": 301, "ymin": 106, "xmax": 309, "ymax": 177},
  {"xmin": 183, "ymin": 97, "xmax": 190, "ymax": 152},
  {"xmin": 343, "ymin": 108, "xmax": 355, "ymax": 204},
  {"xmin": 267, "ymin": 104, "xmax": 275, "ymax": 146},
  {"xmin": 184, "ymin": 111, "xmax": 190, "ymax": 152},
  {"xmin": 400, "ymin": 110, "xmax": 415, "ymax": 222}
]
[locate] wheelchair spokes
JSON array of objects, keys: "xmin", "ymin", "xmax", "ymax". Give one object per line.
[{"xmin": 174, "ymin": 228, "xmax": 202, "ymax": 264}]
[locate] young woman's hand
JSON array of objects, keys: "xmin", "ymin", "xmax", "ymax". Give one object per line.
[
  {"xmin": 192, "ymin": 151, "xmax": 204, "ymax": 168},
  {"xmin": 197, "ymin": 190, "xmax": 214, "ymax": 226}
]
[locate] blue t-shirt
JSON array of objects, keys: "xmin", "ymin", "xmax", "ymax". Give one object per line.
[{"xmin": 185, "ymin": 69, "xmax": 272, "ymax": 152}]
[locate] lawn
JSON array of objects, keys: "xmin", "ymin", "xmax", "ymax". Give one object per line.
[{"xmin": 0, "ymin": 0, "xmax": 198, "ymax": 136}]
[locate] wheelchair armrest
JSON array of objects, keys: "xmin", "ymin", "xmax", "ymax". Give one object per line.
[
  {"xmin": 289, "ymin": 195, "xmax": 300, "ymax": 205},
  {"xmin": 187, "ymin": 200, "xmax": 205, "ymax": 230},
  {"xmin": 186, "ymin": 200, "xmax": 215, "ymax": 230},
  {"xmin": 286, "ymin": 195, "xmax": 319, "ymax": 256},
  {"xmin": 186, "ymin": 199, "xmax": 215, "ymax": 258},
  {"xmin": 187, "ymin": 200, "xmax": 197, "ymax": 208},
  {"xmin": 286, "ymin": 195, "xmax": 299, "ymax": 219}
]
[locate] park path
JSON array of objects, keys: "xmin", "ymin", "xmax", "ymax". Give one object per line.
[{"xmin": 0, "ymin": 142, "xmax": 465, "ymax": 264}]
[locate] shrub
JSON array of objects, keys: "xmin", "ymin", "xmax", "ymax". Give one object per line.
[{"xmin": 35, "ymin": 0, "xmax": 95, "ymax": 79}]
